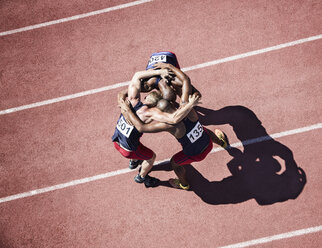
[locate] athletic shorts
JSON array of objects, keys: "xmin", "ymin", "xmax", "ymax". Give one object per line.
[
  {"xmin": 113, "ymin": 142, "xmax": 154, "ymax": 160},
  {"xmin": 172, "ymin": 139, "xmax": 213, "ymax": 166}
]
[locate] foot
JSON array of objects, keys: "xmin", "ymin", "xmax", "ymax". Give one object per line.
[
  {"xmin": 214, "ymin": 129, "xmax": 229, "ymax": 148},
  {"xmin": 134, "ymin": 174, "xmax": 160, "ymax": 188},
  {"xmin": 169, "ymin": 178, "xmax": 190, "ymax": 190},
  {"xmin": 129, "ymin": 159, "xmax": 143, "ymax": 169}
]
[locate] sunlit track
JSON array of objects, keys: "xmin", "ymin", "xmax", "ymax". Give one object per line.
[
  {"xmin": 1, "ymin": 123, "xmax": 320, "ymax": 204},
  {"xmin": 0, "ymin": 0, "xmax": 154, "ymax": 37},
  {"xmin": 0, "ymin": 34, "xmax": 321, "ymax": 115},
  {"xmin": 218, "ymin": 226, "xmax": 322, "ymax": 248}
]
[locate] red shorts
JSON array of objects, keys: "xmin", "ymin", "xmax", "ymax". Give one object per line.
[
  {"xmin": 172, "ymin": 139, "xmax": 213, "ymax": 166},
  {"xmin": 113, "ymin": 142, "xmax": 154, "ymax": 160}
]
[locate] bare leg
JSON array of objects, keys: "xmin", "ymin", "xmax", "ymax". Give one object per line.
[
  {"xmin": 139, "ymin": 152, "xmax": 156, "ymax": 177},
  {"xmin": 170, "ymin": 158, "xmax": 189, "ymax": 188}
]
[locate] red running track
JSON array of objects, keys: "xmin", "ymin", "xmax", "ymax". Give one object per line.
[{"xmin": 0, "ymin": 0, "xmax": 322, "ymax": 247}]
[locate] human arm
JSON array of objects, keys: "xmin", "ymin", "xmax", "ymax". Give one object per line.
[
  {"xmin": 117, "ymin": 88, "xmax": 128, "ymax": 105},
  {"xmin": 153, "ymin": 62, "xmax": 192, "ymax": 104},
  {"xmin": 119, "ymin": 99, "xmax": 171, "ymax": 133},
  {"xmin": 145, "ymin": 93, "xmax": 200, "ymax": 125},
  {"xmin": 128, "ymin": 69, "xmax": 171, "ymax": 101}
]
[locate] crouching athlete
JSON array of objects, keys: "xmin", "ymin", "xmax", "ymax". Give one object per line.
[
  {"xmin": 119, "ymin": 95, "xmax": 228, "ymax": 190},
  {"xmin": 112, "ymin": 69, "xmax": 199, "ymax": 187}
]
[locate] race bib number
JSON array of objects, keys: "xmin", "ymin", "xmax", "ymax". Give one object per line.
[
  {"xmin": 116, "ymin": 116, "xmax": 134, "ymax": 138},
  {"xmin": 148, "ymin": 55, "xmax": 167, "ymax": 65},
  {"xmin": 187, "ymin": 122, "xmax": 204, "ymax": 143}
]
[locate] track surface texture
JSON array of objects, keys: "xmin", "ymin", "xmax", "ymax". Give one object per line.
[{"xmin": 0, "ymin": 0, "xmax": 321, "ymax": 247}]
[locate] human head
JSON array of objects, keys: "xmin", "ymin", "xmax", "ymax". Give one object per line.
[
  {"xmin": 156, "ymin": 99, "xmax": 175, "ymax": 113},
  {"xmin": 141, "ymin": 77, "xmax": 157, "ymax": 92},
  {"xmin": 161, "ymin": 88, "xmax": 176, "ymax": 102},
  {"xmin": 144, "ymin": 91, "xmax": 162, "ymax": 107},
  {"xmin": 158, "ymin": 79, "xmax": 176, "ymax": 102}
]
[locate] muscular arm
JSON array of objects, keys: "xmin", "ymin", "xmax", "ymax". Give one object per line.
[
  {"xmin": 128, "ymin": 69, "xmax": 170, "ymax": 102},
  {"xmin": 168, "ymin": 65, "xmax": 191, "ymax": 104},
  {"xmin": 142, "ymin": 93, "xmax": 200, "ymax": 124},
  {"xmin": 121, "ymin": 103, "xmax": 171, "ymax": 133},
  {"xmin": 117, "ymin": 88, "xmax": 128, "ymax": 104},
  {"xmin": 153, "ymin": 63, "xmax": 192, "ymax": 103}
]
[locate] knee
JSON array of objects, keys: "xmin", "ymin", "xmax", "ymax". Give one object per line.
[
  {"xmin": 148, "ymin": 152, "xmax": 156, "ymax": 163},
  {"xmin": 152, "ymin": 152, "xmax": 156, "ymax": 160},
  {"xmin": 170, "ymin": 158, "xmax": 180, "ymax": 170},
  {"xmin": 170, "ymin": 157, "xmax": 176, "ymax": 167}
]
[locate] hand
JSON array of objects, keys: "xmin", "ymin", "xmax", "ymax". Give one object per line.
[
  {"xmin": 153, "ymin": 63, "xmax": 175, "ymax": 80},
  {"xmin": 159, "ymin": 69, "xmax": 175, "ymax": 83},
  {"xmin": 153, "ymin": 62, "xmax": 172, "ymax": 70},
  {"xmin": 118, "ymin": 98, "xmax": 131, "ymax": 111},
  {"xmin": 158, "ymin": 68, "xmax": 171, "ymax": 79},
  {"xmin": 193, "ymin": 91, "xmax": 202, "ymax": 101},
  {"xmin": 188, "ymin": 92, "xmax": 201, "ymax": 107},
  {"xmin": 117, "ymin": 91, "xmax": 127, "ymax": 103}
]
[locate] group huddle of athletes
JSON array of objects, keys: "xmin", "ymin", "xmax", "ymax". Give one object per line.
[{"xmin": 112, "ymin": 52, "xmax": 228, "ymax": 190}]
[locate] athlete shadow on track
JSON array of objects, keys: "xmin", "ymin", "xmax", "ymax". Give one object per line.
[{"xmin": 153, "ymin": 105, "xmax": 307, "ymax": 205}]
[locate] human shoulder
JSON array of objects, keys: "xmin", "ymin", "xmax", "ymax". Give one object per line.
[
  {"xmin": 187, "ymin": 108, "xmax": 199, "ymax": 122},
  {"xmin": 135, "ymin": 105, "xmax": 150, "ymax": 122}
]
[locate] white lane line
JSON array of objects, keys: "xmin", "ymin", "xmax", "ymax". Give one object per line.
[
  {"xmin": 0, "ymin": 123, "xmax": 321, "ymax": 204},
  {"xmin": 0, "ymin": 81, "xmax": 130, "ymax": 115},
  {"xmin": 1, "ymin": 34, "xmax": 321, "ymax": 115},
  {"xmin": 218, "ymin": 225, "xmax": 322, "ymax": 248},
  {"xmin": 182, "ymin": 34, "xmax": 322, "ymax": 72},
  {"xmin": 211, "ymin": 123, "xmax": 322, "ymax": 153},
  {"xmin": 0, "ymin": 0, "xmax": 154, "ymax": 37}
]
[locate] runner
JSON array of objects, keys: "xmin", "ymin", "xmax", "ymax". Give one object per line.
[
  {"xmin": 112, "ymin": 69, "xmax": 199, "ymax": 187},
  {"xmin": 119, "ymin": 95, "xmax": 228, "ymax": 190}
]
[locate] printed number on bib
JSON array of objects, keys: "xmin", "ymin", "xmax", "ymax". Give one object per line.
[
  {"xmin": 117, "ymin": 116, "xmax": 134, "ymax": 138},
  {"xmin": 148, "ymin": 55, "xmax": 167, "ymax": 65},
  {"xmin": 187, "ymin": 122, "xmax": 204, "ymax": 143}
]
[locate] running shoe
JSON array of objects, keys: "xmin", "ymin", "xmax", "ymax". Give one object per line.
[
  {"xmin": 169, "ymin": 178, "xmax": 190, "ymax": 190},
  {"xmin": 129, "ymin": 159, "xmax": 143, "ymax": 169},
  {"xmin": 134, "ymin": 174, "xmax": 160, "ymax": 187},
  {"xmin": 214, "ymin": 129, "xmax": 229, "ymax": 148}
]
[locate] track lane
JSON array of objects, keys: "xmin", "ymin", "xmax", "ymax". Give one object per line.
[
  {"xmin": 1, "ymin": 34, "xmax": 321, "ymax": 115},
  {"xmin": 0, "ymin": 131, "xmax": 321, "ymax": 247},
  {"xmin": 1, "ymin": 0, "xmax": 322, "ymax": 247},
  {"xmin": 1, "ymin": 0, "xmax": 321, "ymax": 109},
  {"xmin": 0, "ymin": 40, "xmax": 321, "ymax": 200},
  {"xmin": 0, "ymin": 0, "xmax": 136, "ymax": 32}
]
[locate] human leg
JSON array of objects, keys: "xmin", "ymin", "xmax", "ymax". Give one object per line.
[
  {"xmin": 205, "ymin": 128, "xmax": 228, "ymax": 148},
  {"xmin": 134, "ymin": 152, "xmax": 159, "ymax": 187},
  {"xmin": 168, "ymin": 139, "xmax": 214, "ymax": 190},
  {"xmin": 139, "ymin": 152, "xmax": 156, "ymax": 177},
  {"xmin": 129, "ymin": 159, "xmax": 143, "ymax": 169},
  {"xmin": 113, "ymin": 142, "xmax": 159, "ymax": 186},
  {"xmin": 133, "ymin": 143, "xmax": 159, "ymax": 187},
  {"xmin": 113, "ymin": 142, "xmax": 143, "ymax": 169},
  {"xmin": 170, "ymin": 158, "xmax": 189, "ymax": 188}
]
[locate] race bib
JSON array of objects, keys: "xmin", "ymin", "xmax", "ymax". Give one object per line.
[
  {"xmin": 187, "ymin": 122, "xmax": 204, "ymax": 143},
  {"xmin": 116, "ymin": 116, "xmax": 134, "ymax": 138},
  {"xmin": 148, "ymin": 55, "xmax": 167, "ymax": 65}
]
